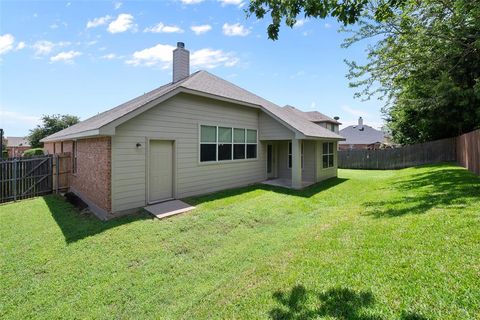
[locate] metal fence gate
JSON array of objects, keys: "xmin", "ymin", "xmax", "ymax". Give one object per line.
[{"xmin": 0, "ymin": 155, "xmax": 53, "ymax": 203}]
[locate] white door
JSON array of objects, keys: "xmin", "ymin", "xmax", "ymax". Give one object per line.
[{"xmin": 148, "ymin": 140, "xmax": 173, "ymax": 203}]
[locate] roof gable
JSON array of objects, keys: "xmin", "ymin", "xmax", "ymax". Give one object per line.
[{"xmin": 42, "ymin": 71, "xmax": 344, "ymax": 142}]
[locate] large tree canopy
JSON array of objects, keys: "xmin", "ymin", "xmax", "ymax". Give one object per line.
[
  {"xmin": 344, "ymin": 0, "xmax": 480, "ymax": 143},
  {"xmin": 247, "ymin": 0, "xmax": 405, "ymax": 40},
  {"xmin": 28, "ymin": 114, "xmax": 80, "ymax": 148}
]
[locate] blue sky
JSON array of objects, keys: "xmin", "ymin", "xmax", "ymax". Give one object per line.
[{"xmin": 0, "ymin": 0, "xmax": 383, "ymax": 137}]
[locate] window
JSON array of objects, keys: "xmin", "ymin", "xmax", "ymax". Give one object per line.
[
  {"xmin": 218, "ymin": 127, "xmax": 232, "ymax": 161},
  {"xmin": 288, "ymin": 141, "xmax": 304, "ymax": 169},
  {"xmin": 323, "ymin": 142, "xmax": 334, "ymax": 168},
  {"xmin": 233, "ymin": 128, "xmax": 245, "ymax": 160},
  {"xmin": 72, "ymin": 141, "xmax": 78, "ymax": 174},
  {"xmin": 329, "ymin": 124, "xmax": 336, "ymax": 132},
  {"xmin": 200, "ymin": 125, "xmax": 257, "ymax": 162},
  {"xmin": 246, "ymin": 129, "xmax": 257, "ymax": 159}
]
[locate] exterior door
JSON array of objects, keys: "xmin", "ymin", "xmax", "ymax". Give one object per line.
[
  {"xmin": 267, "ymin": 144, "xmax": 276, "ymax": 178},
  {"xmin": 148, "ymin": 140, "xmax": 173, "ymax": 203}
]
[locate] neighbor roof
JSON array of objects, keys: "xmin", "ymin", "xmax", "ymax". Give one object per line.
[
  {"xmin": 42, "ymin": 71, "xmax": 344, "ymax": 142},
  {"xmin": 6, "ymin": 137, "xmax": 30, "ymax": 147},
  {"xmin": 283, "ymin": 105, "xmax": 341, "ymax": 124},
  {"xmin": 339, "ymin": 125, "xmax": 386, "ymax": 145}
]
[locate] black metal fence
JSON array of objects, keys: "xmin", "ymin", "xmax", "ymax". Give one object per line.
[
  {"xmin": 0, "ymin": 155, "xmax": 53, "ymax": 203},
  {"xmin": 338, "ymin": 137, "xmax": 457, "ymax": 170}
]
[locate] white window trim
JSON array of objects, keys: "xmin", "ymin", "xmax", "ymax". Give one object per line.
[
  {"xmin": 288, "ymin": 141, "xmax": 304, "ymax": 169},
  {"xmin": 199, "ymin": 124, "xmax": 258, "ymax": 164},
  {"xmin": 322, "ymin": 142, "xmax": 335, "ymax": 168}
]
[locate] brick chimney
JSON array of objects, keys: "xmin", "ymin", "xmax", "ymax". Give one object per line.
[{"xmin": 172, "ymin": 42, "xmax": 189, "ymax": 83}]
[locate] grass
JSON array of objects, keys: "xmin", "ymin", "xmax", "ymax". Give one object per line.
[{"xmin": 1, "ymin": 163, "xmax": 479, "ymax": 319}]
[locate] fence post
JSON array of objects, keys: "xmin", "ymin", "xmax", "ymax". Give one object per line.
[
  {"xmin": 12, "ymin": 159, "xmax": 17, "ymax": 201},
  {"xmin": 55, "ymin": 155, "xmax": 59, "ymax": 194}
]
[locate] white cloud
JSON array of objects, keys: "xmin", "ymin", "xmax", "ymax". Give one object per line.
[
  {"xmin": 66, "ymin": 2, "xmax": 71, "ymax": 7},
  {"xmin": 50, "ymin": 23, "xmax": 59, "ymax": 29},
  {"xmin": 181, "ymin": 0, "xmax": 204, "ymax": 4},
  {"xmin": 0, "ymin": 34, "xmax": 15, "ymax": 55},
  {"xmin": 108, "ymin": 14, "xmax": 135, "ymax": 33},
  {"xmin": 222, "ymin": 23, "xmax": 250, "ymax": 37},
  {"xmin": 190, "ymin": 24, "xmax": 212, "ymax": 35},
  {"xmin": 191, "ymin": 48, "xmax": 239, "ymax": 68},
  {"xmin": 126, "ymin": 44, "xmax": 175, "ymax": 67},
  {"xmin": 50, "ymin": 50, "xmax": 81, "ymax": 63},
  {"xmin": 32, "ymin": 40, "xmax": 70, "ymax": 56},
  {"xmin": 126, "ymin": 43, "xmax": 239, "ymax": 69},
  {"xmin": 87, "ymin": 15, "xmax": 112, "ymax": 29},
  {"xmin": 32, "ymin": 40, "xmax": 55, "ymax": 55},
  {"xmin": 219, "ymin": 0, "xmax": 244, "ymax": 7},
  {"xmin": 144, "ymin": 23, "xmax": 184, "ymax": 33},
  {"xmin": 324, "ymin": 23, "xmax": 332, "ymax": 29},
  {"xmin": 101, "ymin": 53, "xmax": 117, "ymax": 60},
  {"xmin": 114, "ymin": 2, "xmax": 122, "ymax": 9},
  {"xmin": 294, "ymin": 19, "xmax": 307, "ymax": 28},
  {"xmin": 15, "ymin": 41, "xmax": 26, "ymax": 50}
]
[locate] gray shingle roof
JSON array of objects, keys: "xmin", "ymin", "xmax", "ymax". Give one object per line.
[
  {"xmin": 6, "ymin": 136, "xmax": 30, "ymax": 147},
  {"xmin": 43, "ymin": 70, "xmax": 344, "ymax": 142},
  {"xmin": 283, "ymin": 105, "xmax": 341, "ymax": 124},
  {"xmin": 339, "ymin": 125, "xmax": 386, "ymax": 145}
]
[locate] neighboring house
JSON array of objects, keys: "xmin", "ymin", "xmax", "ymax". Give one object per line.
[
  {"xmin": 339, "ymin": 117, "xmax": 388, "ymax": 150},
  {"xmin": 41, "ymin": 42, "xmax": 345, "ymax": 219},
  {"xmin": 6, "ymin": 137, "xmax": 30, "ymax": 158}
]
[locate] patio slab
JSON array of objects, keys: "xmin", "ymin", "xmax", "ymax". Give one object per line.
[
  {"xmin": 144, "ymin": 200, "xmax": 195, "ymax": 219},
  {"xmin": 261, "ymin": 178, "xmax": 315, "ymax": 189}
]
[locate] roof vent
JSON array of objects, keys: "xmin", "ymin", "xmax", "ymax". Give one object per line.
[{"xmin": 173, "ymin": 42, "xmax": 189, "ymax": 83}]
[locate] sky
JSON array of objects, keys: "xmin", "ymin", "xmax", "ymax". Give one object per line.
[{"xmin": 0, "ymin": 0, "xmax": 384, "ymax": 137}]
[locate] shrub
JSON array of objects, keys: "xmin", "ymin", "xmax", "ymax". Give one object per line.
[{"xmin": 23, "ymin": 148, "xmax": 45, "ymax": 157}]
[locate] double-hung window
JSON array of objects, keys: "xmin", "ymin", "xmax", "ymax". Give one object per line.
[
  {"xmin": 200, "ymin": 125, "xmax": 257, "ymax": 162},
  {"xmin": 322, "ymin": 142, "xmax": 334, "ymax": 168},
  {"xmin": 200, "ymin": 125, "xmax": 217, "ymax": 162},
  {"xmin": 288, "ymin": 141, "xmax": 304, "ymax": 169}
]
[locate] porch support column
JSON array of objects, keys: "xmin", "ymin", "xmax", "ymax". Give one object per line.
[{"xmin": 291, "ymin": 138, "xmax": 302, "ymax": 189}]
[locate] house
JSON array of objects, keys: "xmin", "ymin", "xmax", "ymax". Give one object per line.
[
  {"xmin": 338, "ymin": 117, "xmax": 388, "ymax": 150},
  {"xmin": 6, "ymin": 137, "xmax": 30, "ymax": 158},
  {"xmin": 41, "ymin": 42, "xmax": 345, "ymax": 219}
]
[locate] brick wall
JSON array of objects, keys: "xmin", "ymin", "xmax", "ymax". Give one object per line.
[
  {"xmin": 44, "ymin": 137, "xmax": 112, "ymax": 212},
  {"xmin": 71, "ymin": 137, "xmax": 111, "ymax": 212}
]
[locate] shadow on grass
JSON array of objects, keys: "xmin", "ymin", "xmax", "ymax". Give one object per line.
[
  {"xmin": 185, "ymin": 177, "xmax": 348, "ymax": 206},
  {"xmin": 269, "ymin": 285, "xmax": 427, "ymax": 320},
  {"xmin": 43, "ymin": 195, "xmax": 151, "ymax": 244},
  {"xmin": 362, "ymin": 165, "xmax": 480, "ymax": 218}
]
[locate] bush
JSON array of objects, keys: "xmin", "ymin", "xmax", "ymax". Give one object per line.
[{"xmin": 23, "ymin": 148, "xmax": 45, "ymax": 157}]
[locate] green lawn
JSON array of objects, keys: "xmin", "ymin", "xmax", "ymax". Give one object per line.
[{"xmin": 1, "ymin": 164, "xmax": 479, "ymax": 319}]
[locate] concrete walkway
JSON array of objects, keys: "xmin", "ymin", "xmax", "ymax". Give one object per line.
[{"xmin": 144, "ymin": 200, "xmax": 195, "ymax": 219}]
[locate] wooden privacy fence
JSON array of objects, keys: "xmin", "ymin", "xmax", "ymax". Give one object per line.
[
  {"xmin": 456, "ymin": 129, "xmax": 480, "ymax": 175},
  {"xmin": 0, "ymin": 154, "xmax": 71, "ymax": 204},
  {"xmin": 338, "ymin": 137, "xmax": 457, "ymax": 170}
]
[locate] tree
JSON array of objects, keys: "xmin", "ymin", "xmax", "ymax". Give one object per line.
[
  {"xmin": 343, "ymin": 0, "xmax": 480, "ymax": 144},
  {"xmin": 28, "ymin": 114, "xmax": 80, "ymax": 148},
  {"xmin": 247, "ymin": 0, "xmax": 405, "ymax": 40}
]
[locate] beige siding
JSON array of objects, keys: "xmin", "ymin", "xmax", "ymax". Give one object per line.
[
  {"xmin": 259, "ymin": 112, "xmax": 294, "ymax": 140},
  {"xmin": 276, "ymin": 140, "xmax": 316, "ymax": 182},
  {"xmin": 111, "ymin": 93, "xmax": 266, "ymax": 212},
  {"xmin": 316, "ymin": 141, "xmax": 338, "ymax": 182}
]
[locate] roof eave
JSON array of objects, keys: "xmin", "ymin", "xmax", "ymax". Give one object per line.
[{"xmin": 40, "ymin": 129, "xmax": 102, "ymax": 143}]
